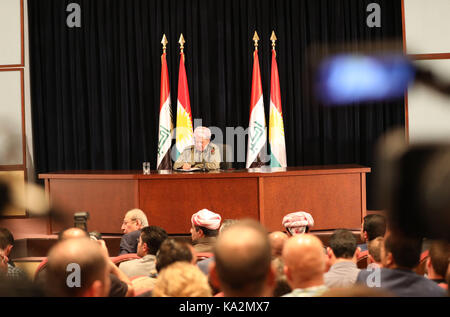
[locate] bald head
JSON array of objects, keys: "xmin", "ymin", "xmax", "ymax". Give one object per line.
[
  {"xmin": 268, "ymin": 231, "xmax": 288, "ymax": 258},
  {"xmin": 282, "ymin": 234, "xmax": 326, "ymax": 289},
  {"xmin": 46, "ymin": 238, "xmax": 110, "ymax": 297},
  {"xmin": 213, "ymin": 220, "xmax": 273, "ymax": 297},
  {"xmin": 59, "ymin": 227, "xmax": 89, "ymax": 241}
]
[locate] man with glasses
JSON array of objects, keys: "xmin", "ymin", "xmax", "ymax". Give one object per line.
[{"xmin": 119, "ymin": 209, "xmax": 149, "ymax": 255}]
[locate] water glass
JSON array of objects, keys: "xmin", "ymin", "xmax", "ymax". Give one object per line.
[{"xmin": 143, "ymin": 162, "xmax": 151, "ymax": 175}]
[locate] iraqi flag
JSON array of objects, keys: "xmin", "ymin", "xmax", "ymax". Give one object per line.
[
  {"xmin": 175, "ymin": 49, "xmax": 194, "ymax": 158},
  {"xmin": 246, "ymin": 48, "xmax": 267, "ymax": 168},
  {"xmin": 269, "ymin": 48, "xmax": 287, "ymax": 167},
  {"xmin": 157, "ymin": 50, "xmax": 173, "ymax": 170}
]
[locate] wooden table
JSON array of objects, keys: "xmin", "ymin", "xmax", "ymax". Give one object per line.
[{"xmin": 39, "ymin": 165, "xmax": 370, "ymax": 234}]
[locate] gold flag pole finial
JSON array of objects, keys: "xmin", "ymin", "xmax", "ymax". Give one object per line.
[
  {"xmin": 179, "ymin": 33, "xmax": 185, "ymax": 53},
  {"xmin": 161, "ymin": 34, "xmax": 168, "ymax": 53},
  {"xmin": 253, "ymin": 31, "xmax": 260, "ymax": 50},
  {"xmin": 270, "ymin": 31, "xmax": 277, "ymax": 50}
]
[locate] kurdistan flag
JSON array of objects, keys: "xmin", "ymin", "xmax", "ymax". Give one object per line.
[
  {"xmin": 157, "ymin": 44, "xmax": 173, "ymax": 170},
  {"xmin": 175, "ymin": 36, "xmax": 194, "ymax": 159},
  {"xmin": 269, "ymin": 47, "xmax": 287, "ymax": 167},
  {"xmin": 246, "ymin": 42, "xmax": 267, "ymax": 168}
]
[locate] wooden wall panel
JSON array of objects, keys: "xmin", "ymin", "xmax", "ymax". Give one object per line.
[
  {"xmin": 49, "ymin": 179, "xmax": 138, "ymax": 234},
  {"xmin": 139, "ymin": 177, "xmax": 259, "ymax": 234},
  {"xmin": 262, "ymin": 174, "xmax": 362, "ymax": 232}
]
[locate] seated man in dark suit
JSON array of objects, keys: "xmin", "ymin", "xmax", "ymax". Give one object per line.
[
  {"xmin": 119, "ymin": 208, "xmax": 149, "ymax": 255},
  {"xmin": 357, "ymin": 231, "xmax": 446, "ymax": 297}
]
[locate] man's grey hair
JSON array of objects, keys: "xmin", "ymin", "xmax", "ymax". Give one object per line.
[
  {"xmin": 125, "ymin": 208, "xmax": 149, "ymax": 227},
  {"xmin": 219, "ymin": 219, "xmax": 238, "ymax": 234}
]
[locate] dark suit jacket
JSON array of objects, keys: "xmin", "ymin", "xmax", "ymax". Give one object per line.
[
  {"xmin": 357, "ymin": 267, "xmax": 447, "ymax": 297},
  {"xmin": 119, "ymin": 230, "xmax": 141, "ymax": 255}
]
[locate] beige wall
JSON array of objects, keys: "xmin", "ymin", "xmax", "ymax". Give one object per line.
[
  {"xmin": 404, "ymin": 0, "xmax": 450, "ymax": 143},
  {"xmin": 0, "ymin": 0, "xmax": 34, "ymax": 179}
]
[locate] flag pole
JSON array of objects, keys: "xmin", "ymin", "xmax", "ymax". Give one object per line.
[
  {"xmin": 161, "ymin": 34, "xmax": 168, "ymax": 54},
  {"xmin": 253, "ymin": 31, "xmax": 259, "ymax": 51},
  {"xmin": 157, "ymin": 34, "xmax": 174, "ymax": 170},
  {"xmin": 270, "ymin": 30, "xmax": 277, "ymax": 54}
]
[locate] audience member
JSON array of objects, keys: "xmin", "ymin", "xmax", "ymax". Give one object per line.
[
  {"xmin": 0, "ymin": 228, "xmax": 18, "ymax": 267},
  {"xmin": 45, "ymin": 238, "xmax": 110, "ymax": 297},
  {"xmin": 153, "ymin": 262, "xmax": 212, "ymax": 297},
  {"xmin": 40, "ymin": 227, "xmax": 134, "ymax": 297},
  {"xmin": 357, "ymin": 232, "xmax": 446, "ymax": 296},
  {"xmin": 0, "ymin": 228, "xmax": 28, "ymax": 281},
  {"xmin": 210, "ymin": 219, "xmax": 275, "ymax": 297},
  {"xmin": 156, "ymin": 238, "xmax": 195, "ymax": 273},
  {"xmin": 324, "ymin": 229, "xmax": 360, "ymax": 288},
  {"xmin": 282, "ymin": 234, "xmax": 328, "ymax": 297},
  {"xmin": 271, "ymin": 257, "xmax": 291, "ymax": 297},
  {"xmin": 282, "ymin": 211, "xmax": 314, "ymax": 235},
  {"xmin": 367, "ymin": 237, "xmax": 384, "ymax": 267},
  {"xmin": 359, "ymin": 214, "xmax": 386, "ymax": 252},
  {"xmin": 58, "ymin": 227, "xmax": 89, "ymax": 240},
  {"xmin": 268, "ymin": 231, "xmax": 288, "ymax": 258},
  {"xmin": 132, "ymin": 238, "xmax": 196, "ymax": 296},
  {"xmin": 197, "ymin": 219, "xmax": 237, "ymax": 275},
  {"xmin": 119, "ymin": 208, "xmax": 149, "ymax": 255},
  {"xmin": 119, "ymin": 226, "xmax": 167, "ymax": 278},
  {"xmin": 190, "ymin": 209, "xmax": 221, "ymax": 253},
  {"xmin": 321, "ymin": 285, "xmax": 392, "ymax": 297},
  {"xmin": 426, "ymin": 240, "xmax": 449, "ymax": 290}
]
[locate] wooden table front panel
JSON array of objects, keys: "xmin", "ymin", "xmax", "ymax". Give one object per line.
[
  {"xmin": 261, "ymin": 173, "xmax": 363, "ymax": 232},
  {"xmin": 139, "ymin": 177, "xmax": 259, "ymax": 234},
  {"xmin": 49, "ymin": 179, "xmax": 138, "ymax": 234}
]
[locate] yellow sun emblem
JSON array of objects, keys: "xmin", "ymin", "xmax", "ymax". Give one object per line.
[{"xmin": 176, "ymin": 107, "xmax": 193, "ymax": 145}]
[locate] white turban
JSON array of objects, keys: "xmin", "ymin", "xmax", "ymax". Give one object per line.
[
  {"xmin": 282, "ymin": 211, "xmax": 314, "ymax": 234},
  {"xmin": 191, "ymin": 209, "xmax": 221, "ymax": 230},
  {"xmin": 194, "ymin": 126, "xmax": 212, "ymax": 140}
]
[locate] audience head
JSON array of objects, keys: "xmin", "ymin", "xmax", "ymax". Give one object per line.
[
  {"xmin": 190, "ymin": 209, "xmax": 221, "ymax": 241},
  {"xmin": 193, "ymin": 126, "xmax": 212, "ymax": 152},
  {"xmin": 219, "ymin": 219, "xmax": 238, "ymax": 233},
  {"xmin": 268, "ymin": 231, "xmax": 289, "ymax": 258},
  {"xmin": 327, "ymin": 229, "xmax": 358, "ymax": 263},
  {"xmin": 210, "ymin": 219, "xmax": 274, "ymax": 297},
  {"xmin": 89, "ymin": 231, "xmax": 103, "ymax": 241},
  {"xmin": 45, "ymin": 238, "xmax": 110, "ymax": 297},
  {"xmin": 121, "ymin": 208, "xmax": 148, "ymax": 234},
  {"xmin": 427, "ymin": 240, "xmax": 450, "ymax": 279},
  {"xmin": 271, "ymin": 257, "xmax": 292, "ymax": 297},
  {"xmin": 361, "ymin": 214, "xmax": 386, "ymax": 243},
  {"xmin": 282, "ymin": 211, "xmax": 314, "ymax": 235},
  {"xmin": 282, "ymin": 234, "xmax": 326, "ymax": 289},
  {"xmin": 153, "ymin": 262, "xmax": 212, "ymax": 297},
  {"xmin": 58, "ymin": 227, "xmax": 89, "ymax": 241},
  {"xmin": 368, "ymin": 237, "xmax": 384, "ymax": 265},
  {"xmin": 381, "ymin": 231, "xmax": 422, "ymax": 270},
  {"xmin": 0, "ymin": 228, "xmax": 15, "ymax": 257},
  {"xmin": 138, "ymin": 226, "xmax": 168, "ymax": 257},
  {"xmin": 156, "ymin": 238, "xmax": 195, "ymax": 272}
]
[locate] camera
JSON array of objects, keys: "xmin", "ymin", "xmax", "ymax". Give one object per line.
[
  {"xmin": 375, "ymin": 131, "xmax": 450, "ymax": 241},
  {"xmin": 73, "ymin": 212, "xmax": 89, "ymax": 232}
]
